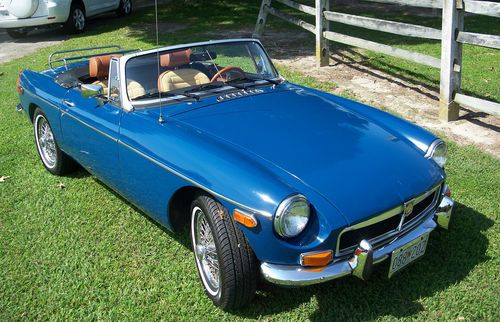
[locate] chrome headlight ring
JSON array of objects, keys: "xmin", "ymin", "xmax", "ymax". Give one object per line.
[
  {"xmin": 425, "ymin": 139, "xmax": 448, "ymax": 168},
  {"xmin": 274, "ymin": 194, "xmax": 310, "ymax": 238}
]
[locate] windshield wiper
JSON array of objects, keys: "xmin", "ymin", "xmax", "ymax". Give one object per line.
[
  {"xmin": 183, "ymin": 81, "xmax": 226, "ymax": 93},
  {"xmin": 259, "ymin": 77, "xmax": 282, "ymax": 85},
  {"xmin": 227, "ymin": 76, "xmax": 282, "ymax": 89},
  {"xmin": 132, "ymin": 91, "xmax": 198, "ymax": 102}
]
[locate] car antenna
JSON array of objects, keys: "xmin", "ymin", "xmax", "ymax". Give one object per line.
[{"xmin": 154, "ymin": 0, "xmax": 165, "ymax": 124}]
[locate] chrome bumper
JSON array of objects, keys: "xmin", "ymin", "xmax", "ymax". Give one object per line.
[{"xmin": 261, "ymin": 196, "xmax": 454, "ymax": 286}]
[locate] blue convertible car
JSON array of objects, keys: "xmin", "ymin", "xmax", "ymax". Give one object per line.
[{"xmin": 17, "ymin": 39, "xmax": 454, "ymax": 309}]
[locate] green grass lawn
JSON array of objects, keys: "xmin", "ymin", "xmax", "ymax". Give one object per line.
[{"xmin": 1, "ymin": 2, "xmax": 499, "ymax": 321}]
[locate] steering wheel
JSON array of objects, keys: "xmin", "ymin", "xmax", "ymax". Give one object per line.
[{"xmin": 210, "ymin": 66, "xmax": 246, "ymax": 82}]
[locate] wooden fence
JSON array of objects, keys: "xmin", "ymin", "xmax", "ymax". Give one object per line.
[{"xmin": 253, "ymin": 0, "xmax": 500, "ymax": 121}]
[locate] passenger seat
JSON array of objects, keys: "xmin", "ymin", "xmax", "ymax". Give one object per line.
[{"xmin": 157, "ymin": 49, "xmax": 210, "ymax": 92}]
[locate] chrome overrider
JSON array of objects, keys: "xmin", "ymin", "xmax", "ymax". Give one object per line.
[{"xmin": 261, "ymin": 186, "xmax": 454, "ymax": 286}]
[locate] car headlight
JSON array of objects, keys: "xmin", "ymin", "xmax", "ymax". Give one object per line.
[
  {"xmin": 274, "ymin": 195, "xmax": 310, "ymax": 238},
  {"xmin": 426, "ymin": 139, "xmax": 448, "ymax": 168}
]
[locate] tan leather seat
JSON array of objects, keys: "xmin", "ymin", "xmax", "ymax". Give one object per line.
[
  {"xmin": 158, "ymin": 49, "xmax": 210, "ymax": 92},
  {"xmin": 89, "ymin": 54, "xmax": 118, "ymax": 95},
  {"xmin": 127, "ymin": 80, "xmax": 146, "ymax": 100}
]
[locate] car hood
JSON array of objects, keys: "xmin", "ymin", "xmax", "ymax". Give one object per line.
[{"xmin": 174, "ymin": 88, "xmax": 443, "ymax": 224}]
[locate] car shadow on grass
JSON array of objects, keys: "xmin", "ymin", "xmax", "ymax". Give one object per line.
[{"xmin": 232, "ymin": 202, "xmax": 492, "ymax": 320}]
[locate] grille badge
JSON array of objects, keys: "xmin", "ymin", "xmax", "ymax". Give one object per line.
[{"xmin": 403, "ymin": 200, "xmax": 414, "ymax": 217}]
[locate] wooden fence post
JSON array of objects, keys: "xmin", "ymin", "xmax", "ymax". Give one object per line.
[
  {"xmin": 439, "ymin": 0, "xmax": 464, "ymax": 121},
  {"xmin": 253, "ymin": 0, "xmax": 272, "ymax": 38},
  {"xmin": 315, "ymin": 0, "xmax": 330, "ymax": 67}
]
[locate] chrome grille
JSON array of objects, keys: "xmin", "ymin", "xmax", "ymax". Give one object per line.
[{"xmin": 336, "ymin": 184, "xmax": 442, "ymax": 257}]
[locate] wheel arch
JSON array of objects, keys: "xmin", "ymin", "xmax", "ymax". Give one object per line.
[
  {"xmin": 71, "ymin": 0, "xmax": 86, "ymax": 13},
  {"xmin": 28, "ymin": 103, "xmax": 39, "ymax": 123},
  {"xmin": 168, "ymin": 185, "xmax": 206, "ymax": 232}
]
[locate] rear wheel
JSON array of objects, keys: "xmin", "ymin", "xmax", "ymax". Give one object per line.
[
  {"xmin": 191, "ymin": 194, "xmax": 258, "ymax": 310},
  {"xmin": 33, "ymin": 108, "xmax": 76, "ymax": 175},
  {"xmin": 116, "ymin": 0, "xmax": 132, "ymax": 16},
  {"xmin": 65, "ymin": 3, "xmax": 86, "ymax": 34},
  {"xmin": 7, "ymin": 29, "xmax": 28, "ymax": 39}
]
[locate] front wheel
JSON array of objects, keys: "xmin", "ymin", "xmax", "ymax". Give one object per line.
[
  {"xmin": 116, "ymin": 0, "xmax": 132, "ymax": 16},
  {"xmin": 191, "ymin": 194, "xmax": 258, "ymax": 310},
  {"xmin": 33, "ymin": 108, "xmax": 76, "ymax": 175},
  {"xmin": 64, "ymin": 3, "xmax": 86, "ymax": 34}
]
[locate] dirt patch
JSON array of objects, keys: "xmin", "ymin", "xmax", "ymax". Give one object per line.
[{"xmin": 209, "ymin": 28, "xmax": 500, "ymax": 158}]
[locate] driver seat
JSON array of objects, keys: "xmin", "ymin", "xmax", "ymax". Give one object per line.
[
  {"xmin": 89, "ymin": 54, "xmax": 118, "ymax": 95},
  {"xmin": 158, "ymin": 49, "xmax": 210, "ymax": 92}
]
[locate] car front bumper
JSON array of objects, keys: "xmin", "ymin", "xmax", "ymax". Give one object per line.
[{"xmin": 261, "ymin": 195, "xmax": 454, "ymax": 286}]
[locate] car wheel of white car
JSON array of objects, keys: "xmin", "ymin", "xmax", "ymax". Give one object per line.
[
  {"xmin": 190, "ymin": 194, "xmax": 258, "ymax": 310},
  {"xmin": 65, "ymin": 3, "xmax": 86, "ymax": 34},
  {"xmin": 116, "ymin": 0, "xmax": 132, "ymax": 16},
  {"xmin": 33, "ymin": 108, "xmax": 76, "ymax": 175}
]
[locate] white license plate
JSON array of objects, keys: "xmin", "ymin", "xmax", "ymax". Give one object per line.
[{"xmin": 388, "ymin": 233, "xmax": 429, "ymax": 277}]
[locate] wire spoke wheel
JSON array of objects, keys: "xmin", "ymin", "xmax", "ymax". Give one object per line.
[
  {"xmin": 32, "ymin": 108, "xmax": 77, "ymax": 176},
  {"xmin": 192, "ymin": 206, "xmax": 221, "ymax": 296},
  {"xmin": 190, "ymin": 194, "xmax": 259, "ymax": 309},
  {"xmin": 35, "ymin": 115, "xmax": 57, "ymax": 169}
]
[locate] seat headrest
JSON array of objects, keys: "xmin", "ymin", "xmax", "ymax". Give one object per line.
[
  {"xmin": 160, "ymin": 49, "xmax": 192, "ymax": 68},
  {"xmin": 89, "ymin": 54, "xmax": 119, "ymax": 78}
]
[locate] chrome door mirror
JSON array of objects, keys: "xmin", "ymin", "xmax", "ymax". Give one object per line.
[{"xmin": 81, "ymin": 84, "xmax": 103, "ymax": 98}]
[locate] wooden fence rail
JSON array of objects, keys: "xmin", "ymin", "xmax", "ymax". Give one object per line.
[{"xmin": 253, "ymin": 0, "xmax": 500, "ymax": 120}]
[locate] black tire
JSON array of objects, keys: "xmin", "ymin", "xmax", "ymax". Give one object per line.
[
  {"xmin": 64, "ymin": 2, "xmax": 86, "ymax": 34},
  {"xmin": 116, "ymin": 0, "xmax": 132, "ymax": 16},
  {"xmin": 33, "ymin": 108, "xmax": 77, "ymax": 175},
  {"xmin": 7, "ymin": 29, "xmax": 28, "ymax": 39},
  {"xmin": 190, "ymin": 194, "xmax": 258, "ymax": 310}
]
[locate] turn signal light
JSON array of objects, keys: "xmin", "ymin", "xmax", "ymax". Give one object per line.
[
  {"xmin": 300, "ymin": 250, "xmax": 333, "ymax": 267},
  {"xmin": 233, "ymin": 209, "xmax": 258, "ymax": 228}
]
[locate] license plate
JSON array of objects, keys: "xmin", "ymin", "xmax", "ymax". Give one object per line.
[{"xmin": 388, "ymin": 233, "xmax": 429, "ymax": 277}]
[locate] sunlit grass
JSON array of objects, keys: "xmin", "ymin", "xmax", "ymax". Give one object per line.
[{"xmin": 0, "ymin": 2, "xmax": 499, "ymax": 321}]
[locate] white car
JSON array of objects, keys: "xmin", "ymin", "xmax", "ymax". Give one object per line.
[{"xmin": 0, "ymin": 0, "xmax": 132, "ymax": 38}]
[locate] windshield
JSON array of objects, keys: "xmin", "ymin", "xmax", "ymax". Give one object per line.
[{"xmin": 125, "ymin": 41, "xmax": 279, "ymax": 105}]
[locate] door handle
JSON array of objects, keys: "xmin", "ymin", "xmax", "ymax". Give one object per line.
[{"xmin": 63, "ymin": 100, "xmax": 75, "ymax": 107}]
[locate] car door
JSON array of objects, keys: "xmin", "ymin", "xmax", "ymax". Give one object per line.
[
  {"xmin": 60, "ymin": 59, "xmax": 122, "ymax": 189},
  {"xmin": 83, "ymin": 0, "xmax": 116, "ymax": 16}
]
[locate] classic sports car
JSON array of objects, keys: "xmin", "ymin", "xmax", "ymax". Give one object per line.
[{"xmin": 16, "ymin": 39, "xmax": 454, "ymax": 310}]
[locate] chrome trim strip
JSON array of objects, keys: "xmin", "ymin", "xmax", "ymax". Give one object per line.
[
  {"xmin": 61, "ymin": 111, "xmax": 118, "ymax": 143},
  {"xmin": 335, "ymin": 183, "xmax": 442, "ymax": 256},
  {"xmin": 24, "ymin": 89, "xmax": 271, "ymax": 219},
  {"xmin": 118, "ymin": 140, "xmax": 273, "ymax": 219}
]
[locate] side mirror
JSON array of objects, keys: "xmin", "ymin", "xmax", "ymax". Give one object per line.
[{"xmin": 81, "ymin": 84, "xmax": 103, "ymax": 98}]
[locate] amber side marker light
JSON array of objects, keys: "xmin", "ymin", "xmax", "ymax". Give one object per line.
[
  {"xmin": 301, "ymin": 250, "xmax": 334, "ymax": 267},
  {"xmin": 233, "ymin": 209, "xmax": 258, "ymax": 228}
]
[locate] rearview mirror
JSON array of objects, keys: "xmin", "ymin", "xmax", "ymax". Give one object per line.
[{"xmin": 81, "ymin": 84, "xmax": 103, "ymax": 98}]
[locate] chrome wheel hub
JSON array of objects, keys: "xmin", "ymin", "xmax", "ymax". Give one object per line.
[
  {"xmin": 73, "ymin": 8, "xmax": 85, "ymax": 30},
  {"xmin": 35, "ymin": 115, "xmax": 57, "ymax": 168},
  {"xmin": 192, "ymin": 206, "xmax": 220, "ymax": 296},
  {"xmin": 123, "ymin": 0, "xmax": 132, "ymax": 14}
]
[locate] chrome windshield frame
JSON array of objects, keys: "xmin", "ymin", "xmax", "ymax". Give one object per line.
[{"xmin": 118, "ymin": 38, "xmax": 282, "ymax": 112}]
